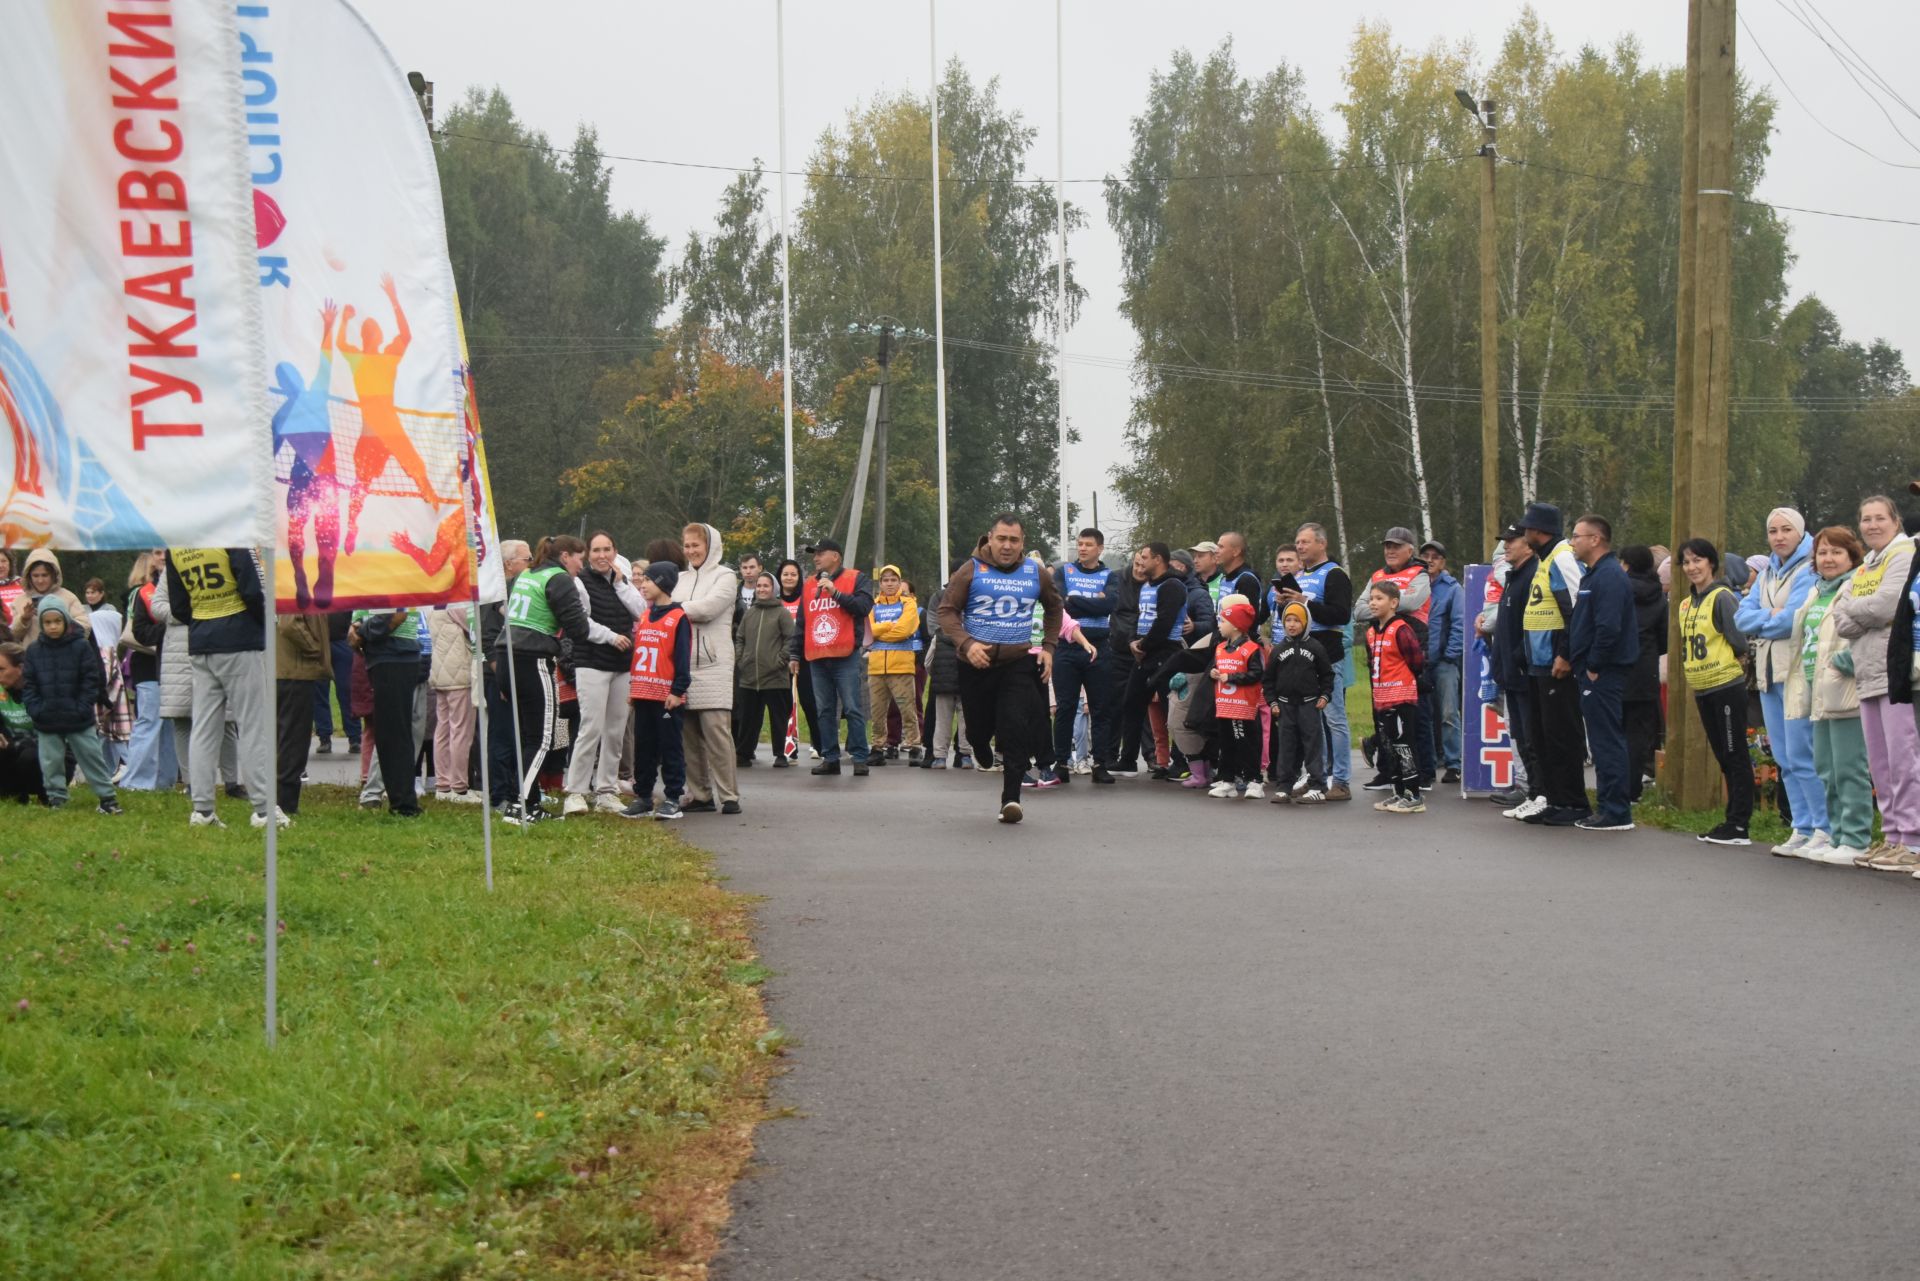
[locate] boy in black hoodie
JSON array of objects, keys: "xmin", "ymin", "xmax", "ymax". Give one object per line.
[
  {"xmin": 21, "ymin": 599, "xmax": 120, "ymax": 813},
  {"xmin": 1264, "ymin": 601, "xmax": 1335, "ymax": 804}
]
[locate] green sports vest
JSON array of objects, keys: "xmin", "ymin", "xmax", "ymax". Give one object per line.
[{"xmin": 507, "ymin": 566, "xmax": 563, "ymax": 635}]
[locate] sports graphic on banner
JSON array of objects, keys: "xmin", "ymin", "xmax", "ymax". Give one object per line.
[
  {"xmin": 0, "ymin": 1, "xmax": 272, "ymax": 550},
  {"xmin": 236, "ymin": 0, "xmax": 469, "ymax": 611},
  {"xmin": 456, "ymin": 305, "xmax": 506, "ymax": 605},
  {"xmin": 1461, "ymin": 563, "xmax": 1518, "ymax": 795}
]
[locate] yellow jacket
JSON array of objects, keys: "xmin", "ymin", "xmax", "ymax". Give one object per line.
[{"xmin": 867, "ymin": 592, "xmax": 922, "ymax": 675}]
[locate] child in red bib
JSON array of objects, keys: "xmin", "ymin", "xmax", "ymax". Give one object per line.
[
  {"xmin": 1365, "ymin": 580, "xmax": 1426, "ymax": 813},
  {"xmin": 621, "ymin": 562, "xmax": 693, "ymax": 820},
  {"xmin": 1208, "ymin": 595, "xmax": 1266, "ymax": 799}
]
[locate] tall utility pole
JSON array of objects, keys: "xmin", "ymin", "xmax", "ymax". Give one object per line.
[
  {"xmin": 1664, "ymin": 0, "xmax": 1734, "ymax": 809},
  {"xmin": 874, "ymin": 325, "xmax": 893, "ymax": 569},
  {"xmin": 1456, "ymin": 88, "xmax": 1500, "ymax": 559}
]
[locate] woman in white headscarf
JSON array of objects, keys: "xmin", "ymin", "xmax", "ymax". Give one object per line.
[
  {"xmin": 672, "ymin": 522, "xmax": 741, "ymax": 814},
  {"xmin": 1734, "ymin": 507, "xmax": 1826, "ymax": 855}
]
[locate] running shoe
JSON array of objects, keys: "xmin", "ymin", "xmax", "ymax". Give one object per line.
[
  {"xmin": 1697, "ymin": 823, "xmax": 1751, "ymax": 846},
  {"xmin": 653, "ymin": 799, "xmax": 684, "ymax": 821},
  {"xmin": 250, "ymin": 808, "xmax": 292, "ymax": 830},
  {"xmin": 1770, "ymin": 832, "xmax": 1811, "ymax": 858},
  {"xmin": 188, "ymin": 810, "xmax": 226, "ymax": 829},
  {"xmin": 619, "ymin": 799, "xmax": 654, "ymax": 820},
  {"xmin": 593, "ymin": 794, "xmax": 627, "ymax": 814},
  {"xmin": 998, "ymin": 800, "xmax": 1023, "ymax": 824},
  {"xmin": 1384, "ymin": 795, "xmax": 1426, "ymax": 814},
  {"xmin": 97, "ymin": 798, "xmax": 123, "ymax": 816},
  {"xmin": 563, "ymin": 793, "xmax": 590, "ymax": 816},
  {"xmin": 1243, "ymin": 782, "xmax": 1264, "ymax": 800},
  {"xmin": 1575, "ymin": 813, "xmax": 1634, "ymax": 832}
]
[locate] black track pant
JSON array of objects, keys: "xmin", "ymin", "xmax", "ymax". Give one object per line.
[
  {"xmin": 736, "ymin": 685, "xmax": 795, "ymax": 762},
  {"xmin": 275, "ymin": 678, "xmax": 315, "ymax": 814},
  {"xmin": 1694, "ymin": 684, "xmax": 1754, "ymax": 830},
  {"xmin": 1373, "ymin": 703, "xmax": 1421, "ymax": 800},
  {"xmin": 368, "ymin": 661, "xmax": 422, "ymax": 816},
  {"xmin": 959, "ymin": 654, "xmax": 1048, "ymax": 806},
  {"xmin": 1527, "ymin": 671, "xmax": 1587, "ymax": 810}
]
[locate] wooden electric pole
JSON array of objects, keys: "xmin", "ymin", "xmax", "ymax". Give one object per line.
[
  {"xmin": 1664, "ymin": 0, "xmax": 1735, "ymax": 809},
  {"xmin": 1456, "ymin": 86, "xmax": 1501, "ymax": 559},
  {"xmin": 1476, "ymin": 98, "xmax": 1500, "ymax": 559}
]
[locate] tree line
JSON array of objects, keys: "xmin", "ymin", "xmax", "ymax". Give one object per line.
[{"xmin": 430, "ymin": 8, "xmax": 1915, "ymax": 600}]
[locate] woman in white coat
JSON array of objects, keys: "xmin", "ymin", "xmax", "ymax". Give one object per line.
[{"xmin": 672, "ymin": 522, "xmax": 741, "ymax": 814}]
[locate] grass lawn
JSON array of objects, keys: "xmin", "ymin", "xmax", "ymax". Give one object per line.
[{"xmin": 0, "ymin": 788, "xmax": 775, "ymax": 1279}]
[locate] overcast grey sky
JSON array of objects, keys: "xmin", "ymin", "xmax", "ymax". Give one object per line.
[{"xmin": 365, "ymin": 0, "xmax": 1920, "ymax": 538}]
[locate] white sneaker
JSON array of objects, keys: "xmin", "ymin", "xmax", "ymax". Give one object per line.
[
  {"xmin": 250, "ymin": 807, "xmax": 291, "ymax": 830},
  {"xmin": 562, "ymin": 793, "xmax": 589, "ymax": 816},
  {"xmin": 1207, "ymin": 780, "xmax": 1235, "ymax": 798},
  {"xmin": 592, "ymin": 793, "xmax": 627, "ymax": 814},
  {"xmin": 1072, "ymin": 758, "xmax": 1093, "ymax": 776},
  {"xmin": 1243, "ymin": 782, "xmax": 1265, "ymax": 800},
  {"xmin": 434, "ymin": 790, "xmax": 453, "ymax": 804},
  {"xmin": 1799, "ymin": 831, "xmax": 1834, "ymax": 858},
  {"xmin": 1770, "ymin": 832, "xmax": 1811, "ymax": 857},
  {"xmin": 1504, "ymin": 795, "xmax": 1547, "ymax": 820},
  {"xmin": 188, "ymin": 809, "xmax": 226, "ymax": 829},
  {"xmin": 1820, "ymin": 844, "xmax": 1868, "ymax": 866}
]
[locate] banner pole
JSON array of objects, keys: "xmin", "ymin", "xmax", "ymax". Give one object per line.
[{"xmin": 262, "ymin": 546, "xmax": 279, "ymax": 1047}]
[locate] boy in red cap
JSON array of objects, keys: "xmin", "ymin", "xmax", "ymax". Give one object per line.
[{"xmin": 1208, "ymin": 594, "xmax": 1266, "ymax": 799}]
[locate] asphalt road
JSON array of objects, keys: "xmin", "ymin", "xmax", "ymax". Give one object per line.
[{"xmin": 685, "ymin": 758, "xmax": 1920, "ymax": 1281}]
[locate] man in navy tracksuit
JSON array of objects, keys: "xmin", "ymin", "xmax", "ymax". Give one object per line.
[
  {"xmin": 1568, "ymin": 514, "xmax": 1640, "ymax": 832},
  {"xmin": 1052, "ymin": 528, "xmax": 1118, "ymax": 784}
]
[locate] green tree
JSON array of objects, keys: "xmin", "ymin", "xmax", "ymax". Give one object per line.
[
  {"xmin": 790, "ymin": 63, "xmax": 1083, "ymax": 584},
  {"xmin": 435, "ymin": 88, "xmax": 667, "ymax": 543}
]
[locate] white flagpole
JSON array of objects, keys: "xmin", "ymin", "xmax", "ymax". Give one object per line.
[
  {"xmin": 928, "ymin": 0, "xmax": 951, "ymax": 577},
  {"xmin": 261, "ymin": 546, "xmax": 278, "ymax": 1046},
  {"xmin": 777, "ymin": 0, "xmax": 796, "ymax": 562},
  {"xmin": 1055, "ymin": 0, "xmax": 1069, "ymax": 556}
]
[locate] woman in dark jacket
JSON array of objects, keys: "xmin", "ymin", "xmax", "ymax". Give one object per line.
[
  {"xmin": 1621, "ymin": 545, "xmax": 1668, "ymax": 800},
  {"xmin": 922, "ymin": 567, "xmax": 969, "ymax": 767}
]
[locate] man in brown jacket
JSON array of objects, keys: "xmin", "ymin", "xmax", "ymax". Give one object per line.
[{"xmin": 937, "ymin": 513, "xmax": 1063, "ymax": 824}]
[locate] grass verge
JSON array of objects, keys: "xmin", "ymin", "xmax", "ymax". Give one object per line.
[
  {"xmin": 0, "ymin": 788, "xmax": 774, "ymax": 1279},
  {"xmin": 1630, "ymin": 791, "xmax": 1792, "ymax": 845}
]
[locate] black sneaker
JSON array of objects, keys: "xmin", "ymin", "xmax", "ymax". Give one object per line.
[
  {"xmin": 97, "ymin": 798, "xmax": 123, "ymax": 816},
  {"xmin": 852, "ymin": 762, "xmax": 870, "ymax": 777},
  {"xmin": 1442, "ymin": 767, "xmax": 1462, "ymax": 784},
  {"xmin": 315, "ymin": 739, "xmax": 333, "ymax": 756},
  {"xmin": 681, "ymin": 799, "xmax": 717, "ymax": 814},
  {"xmin": 1149, "ymin": 767, "xmax": 1171, "ymax": 781},
  {"xmin": 1090, "ymin": 766, "xmax": 1115, "ymax": 785},
  {"xmin": 1523, "ymin": 805, "xmax": 1560, "ymax": 825},
  {"xmin": 619, "ymin": 799, "xmax": 654, "ymax": 820},
  {"xmin": 1361, "ymin": 775, "xmax": 1395, "ymax": 792},
  {"xmin": 772, "ymin": 757, "xmax": 791, "ymax": 769},
  {"xmin": 867, "ymin": 754, "xmax": 888, "ymax": 768},
  {"xmin": 1575, "ymin": 813, "xmax": 1634, "ymax": 832},
  {"xmin": 1543, "ymin": 807, "xmax": 1591, "ymax": 828},
  {"xmin": 721, "ymin": 800, "xmax": 742, "ymax": 815},
  {"xmin": 224, "ymin": 783, "xmax": 249, "ymax": 800},
  {"xmin": 1698, "ymin": 823, "xmax": 1751, "ymax": 846},
  {"xmin": 811, "ymin": 761, "xmax": 842, "ymax": 776},
  {"xmin": 886, "ymin": 745, "xmax": 900, "ymax": 759}
]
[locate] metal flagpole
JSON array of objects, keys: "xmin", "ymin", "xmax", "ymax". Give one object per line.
[
  {"xmin": 261, "ymin": 546, "xmax": 278, "ymax": 1046},
  {"xmin": 1055, "ymin": 0, "xmax": 1069, "ymax": 556},
  {"xmin": 777, "ymin": 0, "xmax": 796, "ymax": 562},
  {"xmin": 928, "ymin": 0, "xmax": 951, "ymax": 577}
]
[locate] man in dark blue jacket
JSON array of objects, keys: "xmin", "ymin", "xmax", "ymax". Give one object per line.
[
  {"xmin": 1421, "ymin": 541, "xmax": 1464, "ymax": 783},
  {"xmin": 1052, "ymin": 528, "xmax": 1118, "ymax": 784},
  {"xmin": 1568, "ymin": 514, "xmax": 1640, "ymax": 832}
]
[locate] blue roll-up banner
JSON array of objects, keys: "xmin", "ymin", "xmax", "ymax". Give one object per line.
[{"xmin": 1461, "ymin": 563, "xmax": 1518, "ymax": 795}]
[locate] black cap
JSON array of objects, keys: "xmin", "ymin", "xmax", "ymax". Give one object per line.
[
  {"xmin": 802, "ymin": 538, "xmax": 843, "ymax": 555},
  {"xmin": 1499, "ymin": 524, "xmax": 1526, "ymax": 541},
  {"xmin": 1420, "ymin": 540, "xmax": 1447, "ymax": 557}
]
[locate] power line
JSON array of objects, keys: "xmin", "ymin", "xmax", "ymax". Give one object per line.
[
  {"xmin": 459, "ymin": 326, "xmax": 1915, "ymax": 413},
  {"xmin": 1772, "ymin": 0, "xmax": 1920, "ymax": 159},
  {"xmin": 435, "ymin": 127, "xmax": 1473, "ymax": 187},
  {"xmin": 1499, "ymin": 154, "xmax": 1920, "ymax": 227},
  {"xmin": 1739, "ymin": 11, "xmax": 1920, "ymax": 170}
]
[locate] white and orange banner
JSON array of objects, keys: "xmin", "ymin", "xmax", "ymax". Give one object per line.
[
  {"xmin": 240, "ymin": 0, "xmax": 472, "ymax": 611},
  {"xmin": 0, "ymin": 0, "xmax": 272, "ymax": 550}
]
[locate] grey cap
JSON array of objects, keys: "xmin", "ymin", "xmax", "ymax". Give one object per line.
[{"xmin": 1382, "ymin": 526, "xmax": 1417, "ymax": 546}]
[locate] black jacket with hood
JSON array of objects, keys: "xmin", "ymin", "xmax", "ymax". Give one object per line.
[{"xmin": 22, "ymin": 599, "xmax": 103, "ymax": 734}]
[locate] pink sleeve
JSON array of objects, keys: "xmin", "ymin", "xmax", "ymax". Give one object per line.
[{"xmin": 1059, "ymin": 615, "xmax": 1081, "ymax": 643}]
